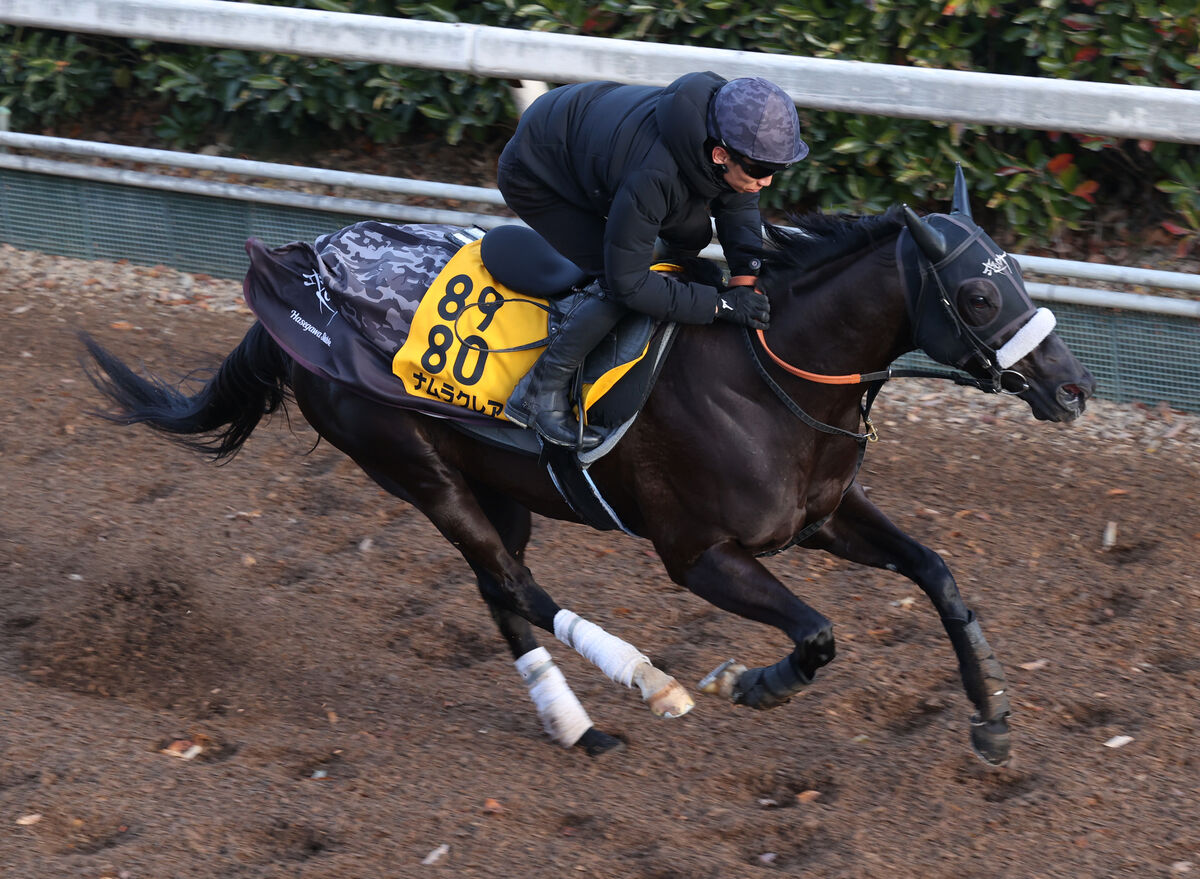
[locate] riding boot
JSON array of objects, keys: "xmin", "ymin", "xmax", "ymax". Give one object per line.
[{"xmin": 504, "ymin": 291, "xmax": 626, "ymax": 449}]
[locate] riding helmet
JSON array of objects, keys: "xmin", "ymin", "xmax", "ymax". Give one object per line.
[{"xmin": 707, "ymin": 77, "xmax": 809, "ymax": 165}]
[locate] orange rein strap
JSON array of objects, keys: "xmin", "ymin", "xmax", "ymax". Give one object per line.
[{"xmin": 754, "ymin": 328, "xmax": 872, "ymax": 385}]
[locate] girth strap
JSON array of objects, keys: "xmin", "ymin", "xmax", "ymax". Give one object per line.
[{"xmin": 541, "ymin": 444, "xmax": 640, "ymax": 537}]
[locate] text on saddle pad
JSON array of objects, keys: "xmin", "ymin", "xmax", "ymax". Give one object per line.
[{"xmin": 393, "ymin": 240, "xmax": 548, "ymax": 420}]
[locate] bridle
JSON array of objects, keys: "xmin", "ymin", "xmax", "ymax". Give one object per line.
[
  {"xmin": 900, "ymin": 217, "xmax": 1051, "ymax": 397},
  {"xmin": 745, "ymin": 199, "xmax": 1059, "ymax": 440},
  {"xmin": 751, "ymin": 207, "xmax": 1059, "ymax": 392}
]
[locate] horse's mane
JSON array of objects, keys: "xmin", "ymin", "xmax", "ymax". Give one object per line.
[{"xmin": 762, "ymin": 206, "xmax": 904, "ymax": 278}]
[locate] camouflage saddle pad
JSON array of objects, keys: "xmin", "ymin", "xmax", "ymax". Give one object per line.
[{"xmin": 242, "ymin": 220, "xmax": 670, "ymax": 434}]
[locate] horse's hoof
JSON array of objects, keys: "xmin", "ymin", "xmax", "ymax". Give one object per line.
[
  {"xmin": 575, "ymin": 727, "xmax": 625, "ymax": 758},
  {"xmin": 970, "ymin": 714, "xmax": 1012, "ymax": 766},
  {"xmin": 631, "ymin": 663, "xmax": 693, "ymax": 718},
  {"xmin": 645, "ymin": 678, "xmax": 694, "ymax": 718},
  {"xmin": 698, "ymin": 659, "xmax": 747, "ymax": 701}
]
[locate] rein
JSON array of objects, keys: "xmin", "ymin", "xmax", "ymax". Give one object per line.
[
  {"xmin": 740, "ymin": 229, "xmax": 1020, "ymax": 447},
  {"xmin": 749, "ymin": 227, "xmax": 1016, "ymax": 396},
  {"xmin": 742, "ymin": 326, "xmax": 881, "ymax": 444},
  {"xmin": 753, "ymin": 327, "xmax": 986, "ymax": 389}
]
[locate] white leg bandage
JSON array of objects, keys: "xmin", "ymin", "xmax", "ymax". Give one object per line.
[
  {"xmin": 554, "ymin": 609, "xmax": 649, "ymax": 688},
  {"xmin": 514, "ymin": 647, "xmax": 592, "ymax": 748},
  {"xmin": 996, "ymin": 307, "xmax": 1056, "ymax": 369}
]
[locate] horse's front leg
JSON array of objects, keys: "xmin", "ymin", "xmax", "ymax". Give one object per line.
[
  {"xmin": 804, "ymin": 484, "xmax": 1012, "ymax": 766},
  {"xmin": 664, "ymin": 539, "xmax": 837, "ymax": 710}
]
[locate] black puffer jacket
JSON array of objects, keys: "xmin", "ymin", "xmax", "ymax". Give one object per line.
[{"xmin": 503, "ymin": 72, "xmax": 763, "ymax": 324}]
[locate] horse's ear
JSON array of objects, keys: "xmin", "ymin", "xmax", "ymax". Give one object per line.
[
  {"xmin": 902, "ymin": 204, "xmax": 948, "ymax": 262},
  {"xmin": 951, "ymin": 162, "xmax": 973, "ymax": 221}
]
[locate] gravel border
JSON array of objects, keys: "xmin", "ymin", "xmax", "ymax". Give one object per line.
[{"xmin": 7, "ymin": 242, "xmax": 1194, "ymax": 457}]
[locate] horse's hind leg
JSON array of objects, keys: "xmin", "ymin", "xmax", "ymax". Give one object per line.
[
  {"xmin": 804, "ymin": 484, "xmax": 1012, "ymax": 766},
  {"xmin": 465, "ymin": 482, "xmax": 623, "ymax": 756},
  {"xmin": 364, "ymin": 463, "xmax": 691, "ymax": 719},
  {"xmin": 332, "ymin": 414, "xmax": 691, "ymax": 718}
]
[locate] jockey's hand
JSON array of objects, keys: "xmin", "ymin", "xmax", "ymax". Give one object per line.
[{"xmin": 715, "ymin": 285, "xmax": 770, "ymax": 330}]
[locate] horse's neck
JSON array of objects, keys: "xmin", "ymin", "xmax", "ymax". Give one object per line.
[{"xmin": 771, "ymin": 246, "xmax": 911, "ymax": 376}]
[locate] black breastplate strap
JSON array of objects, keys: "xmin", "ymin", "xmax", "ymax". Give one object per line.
[{"xmin": 742, "ymin": 327, "xmax": 884, "ymax": 557}]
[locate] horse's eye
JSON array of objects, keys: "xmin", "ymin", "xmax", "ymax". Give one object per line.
[{"xmin": 956, "ymin": 279, "xmax": 1001, "ymax": 327}]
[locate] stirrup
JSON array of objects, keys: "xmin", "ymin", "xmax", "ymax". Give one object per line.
[{"xmin": 532, "ymin": 409, "xmax": 603, "ymax": 450}]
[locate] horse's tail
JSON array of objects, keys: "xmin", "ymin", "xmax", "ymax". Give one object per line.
[{"xmin": 80, "ymin": 321, "xmax": 292, "ymax": 461}]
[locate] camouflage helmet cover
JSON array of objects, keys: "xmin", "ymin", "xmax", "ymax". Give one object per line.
[{"xmin": 707, "ymin": 76, "xmax": 809, "ymax": 165}]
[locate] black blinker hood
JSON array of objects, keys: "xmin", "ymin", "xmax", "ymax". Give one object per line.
[{"xmin": 896, "ymin": 213, "xmax": 1036, "ymax": 371}]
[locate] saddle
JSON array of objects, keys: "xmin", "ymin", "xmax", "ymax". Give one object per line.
[
  {"xmin": 242, "ymin": 221, "xmax": 680, "ymax": 531},
  {"xmin": 479, "ymin": 224, "xmax": 588, "ymax": 298}
]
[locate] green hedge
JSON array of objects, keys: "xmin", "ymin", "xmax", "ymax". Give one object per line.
[{"xmin": 2, "ymin": 0, "xmax": 1198, "ymax": 247}]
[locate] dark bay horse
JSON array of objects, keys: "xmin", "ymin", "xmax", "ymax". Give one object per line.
[{"xmin": 82, "ymin": 173, "xmax": 1095, "ymax": 765}]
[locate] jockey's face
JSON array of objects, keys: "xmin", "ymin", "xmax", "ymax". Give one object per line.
[{"xmin": 712, "ymin": 145, "xmax": 775, "ymax": 194}]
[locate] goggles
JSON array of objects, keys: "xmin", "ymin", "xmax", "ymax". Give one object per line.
[{"xmin": 726, "ymin": 148, "xmax": 791, "ymax": 180}]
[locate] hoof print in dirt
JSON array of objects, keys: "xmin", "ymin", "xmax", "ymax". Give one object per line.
[{"xmin": 264, "ymin": 820, "xmax": 338, "ymax": 862}]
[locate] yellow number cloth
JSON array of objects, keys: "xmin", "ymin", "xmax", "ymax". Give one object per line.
[{"xmin": 394, "ymin": 240, "xmax": 657, "ymax": 422}]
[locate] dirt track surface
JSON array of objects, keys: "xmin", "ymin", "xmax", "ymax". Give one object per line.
[{"xmin": 2, "ymin": 244, "xmax": 1198, "ymax": 878}]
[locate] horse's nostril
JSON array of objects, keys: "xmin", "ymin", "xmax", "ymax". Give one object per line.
[
  {"xmin": 1058, "ymin": 384, "xmax": 1088, "ymax": 409},
  {"xmin": 1067, "ymin": 380, "xmax": 1095, "ymax": 400}
]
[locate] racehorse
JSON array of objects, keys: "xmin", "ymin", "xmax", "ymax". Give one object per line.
[{"xmin": 82, "ymin": 169, "xmax": 1095, "ymax": 766}]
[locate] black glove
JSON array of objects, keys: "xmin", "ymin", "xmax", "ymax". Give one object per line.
[{"xmin": 715, "ymin": 285, "xmax": 770, "ymax": 330}]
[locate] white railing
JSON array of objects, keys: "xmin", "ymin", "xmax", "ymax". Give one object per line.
[
  {"xmin": 0, "ymin": 132, "xmax": 505, "ymax": 206},
  {"xmin": 3, "ymin": 0, "xmax": 1200, "ymax": 143},
  {"xmin": 1, "ymin": 0, "xmax": 1198, "ymax": 315},
  {"xmin": 3, "ymin": 131, "xmax": 1198, "ymax": 317}
]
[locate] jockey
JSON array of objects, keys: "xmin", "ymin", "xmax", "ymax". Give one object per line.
[{"xmin": 498, "ymin": 72, "xmax": 808, "ymax": 449}]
